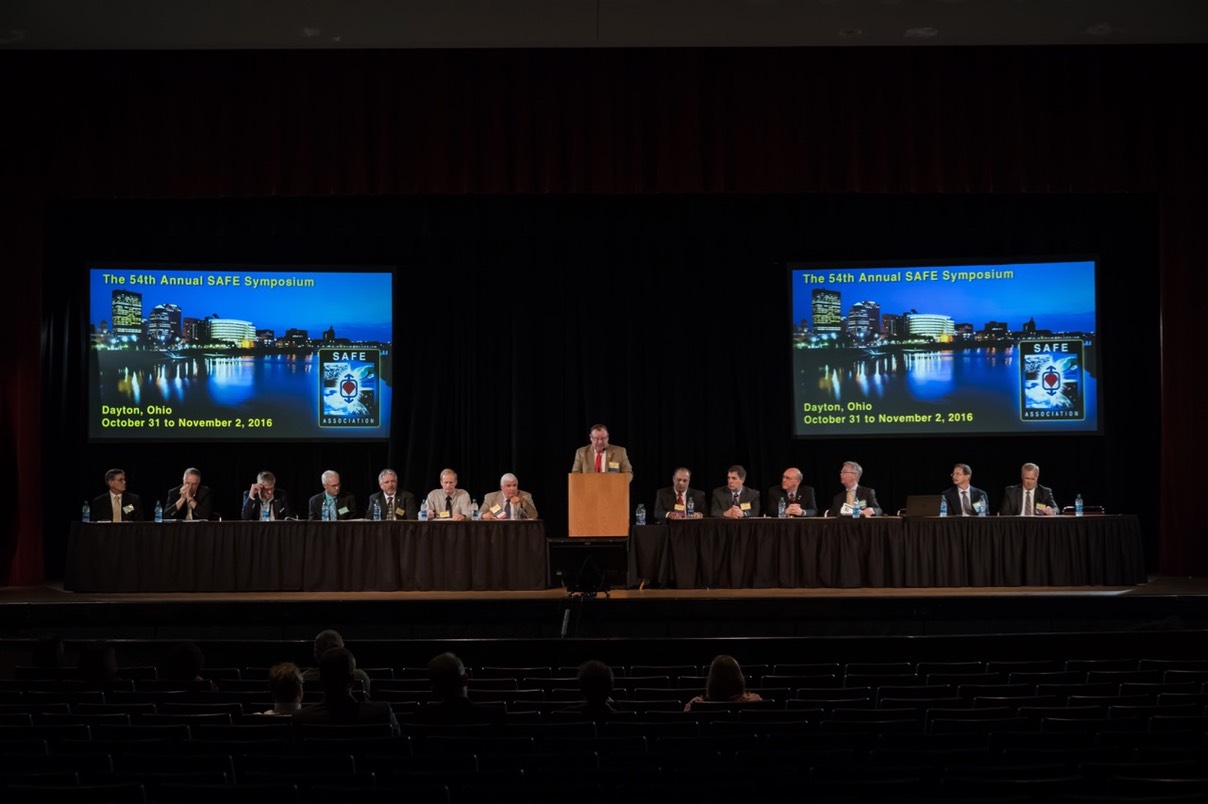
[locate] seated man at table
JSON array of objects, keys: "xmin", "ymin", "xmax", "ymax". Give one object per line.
[
  {"xmin": 655, "ymin": 467, "xmax": 707, "ymax": 521},
  {"xmin": 1000, "ymin": 461, "xmax": 1059, "ymax": 516},
  {"xmin": 241, "ymin": 470, "xmax": 293, "ymax": 520},
  {"xmin": 711, "ymin": 465, "xmax": 761, "ymax": 518},
  {"xmin": 90, "ymin": 468, "xmax": 144, "ymax": 522},
  {"xmin": 942, "ymin": 463, "xmax": 989, "ymax": 516},
  {"xmin": 481, "ymin": 472, "xmax": 539, "ymax": 520},
  {"xmin": 164, "ymin": 467, "xmax": 214, "ymax": 521},
  {"xmin": 308, "ymin": 469, "xmax": 358, "ymax": 520},
  {"xmin": 827, "ymin": 461, "xmax": 882, "ymax": 517},
  {"xmin": 365, "ymin": 468, "xmax": 418, "ymax": 521},
  {"xmin": 425, "ymin": 468, "xmax": 473, "ymax": 521},
  {"xmin": 768, "ymin": 467, "xmax": 818, "ymax": 517}
]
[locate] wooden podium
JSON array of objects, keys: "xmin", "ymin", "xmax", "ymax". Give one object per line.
[{"xmin": 567, "ymin": 473, "xmax": 630, "ymax": 537}]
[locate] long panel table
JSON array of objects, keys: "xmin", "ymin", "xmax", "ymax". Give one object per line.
[
  {"xmin": 65, "ymin": 520, "xmax": 548, "ymax": 592},
  {"xmin": 628, "ymin": 516, "xmax": 1146, "ymax": 589}
]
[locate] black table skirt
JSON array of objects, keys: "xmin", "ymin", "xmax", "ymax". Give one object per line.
[
  {"xmin": 65, "ymin": 520, "xmax": 549, "ymax": 592},
  {"xmin": 628, "ymin": 516, "xmax": 1145, "ymax": 589}
]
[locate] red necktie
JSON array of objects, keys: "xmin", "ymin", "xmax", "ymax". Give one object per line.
[
  {"xmin": 677, "ymin": 492, "xmax": 684, "ymax": 508},
  {"xmin": 594, "ymin": 451, "xmax": 602, "ymax": 473}
]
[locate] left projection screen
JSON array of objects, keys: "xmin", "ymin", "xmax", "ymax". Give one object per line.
[{"xmin": 88, "ymin": 265, "xmax": 393, "ymax": 441}]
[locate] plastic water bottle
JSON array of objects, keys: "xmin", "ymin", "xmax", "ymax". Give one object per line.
[
  {"xmin": 419, "ymin": 499, "xmax": 429, "ymax": 522},
  {"xmin": 686, "ymin": 497, "xmax": 695, "ymax": 518},
  {"xmin": 260, "ymin": 500, "xmax": 270, "ymax": 522},
  {"xmin": 852, "ymin": 501, "xmax": 861, "ymax": 519},
  {"xmin": 778, "ymin": 497, "xmax": 786, "ymax": 518},
  {"xmin": 82, "ymin": 501, "xmax": 90, "ymax": 523},
  {"xmin": 471, "ymin": 498, "xmax": 480, "ymax": 521},
  {"xmin": 939, "ymin": 497, "xmax": 948, "ymax": 517},
  {"xmin": 1075, "ymin": 494, "xmax": 1083, "ymax": 517},
  {"xmin": 372, "ymin": 500, "xmax": 382, "ymax": 521},
  {"xmin": 636, "ymin": 503, "xmax": 646, "ymax": 526},
  {"xmin": 154, "ymin": 501, "xmax": 163, "ymax": 523}
]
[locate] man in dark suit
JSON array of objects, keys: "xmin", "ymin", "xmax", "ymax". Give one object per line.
[
  {"xmin": 1000, "ymin": 462, "xmax": 1059, "ymax": 516},
  {"xmin": 365, "ymin": 468, "xmax": 418, "ymax": 521},
  {"xmin": 308, "ymin": 469, "xmax": 358, "ymax": 520},
  {"xmin": 711, "ymin": 465, "xmax": 761, "ymax": 518},
  {"xmin": 241, "ymin": 470, "xmax": 293, "ymax": 520},
  {"xmin": 941, "ymin": 463, "xmax": 990, "ymax": 516},
  {"xmin": 90, "ymin": 467, "xmax": 144, "ymax": 521},
  {"xmin": 292, "ymin": 647, "xmax": 398, "ymax": 734},
  {"xmin": 164, "ymin": 467, "xmax": 214, "ymax": 520},
  {"xmin": 768, "ymin": 467, "xmax": 818, "ymax": 517},
  {"xmin": 654, "ymin": 467, "xmax": 707, "ymax": 521},
  {"xmin": 828, "ymin": 461, "xmax": 883, "ymax": 517},
  {"xmin": 571, "ymin": 423, "xmax": 633, "ymax": 481}
]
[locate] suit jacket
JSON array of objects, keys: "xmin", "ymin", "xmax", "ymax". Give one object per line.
[
  {"xmin": 89, "ymin": 491, "xmax": 144, "ymax": 522},
  {"xmin": 164, "ymin": 485, "xmax": 214, "ymax": 521},
  {"xmin": 571, "ymin": 444, "xmax": 633, "ymax": 480},
  {"xmin": 941, "ymin": 485, "xmax": 990, "ymax": 517},
  {"xmin": 767, "ymin": 485, "xmax": 818, "ymax": 517},
  {"xmin": 711, "ymin": 485, "xmax": 762, "ymax": 518},
  {"xmin": 828, "ymin": 485, "xmax": 883, "ymax": 517},
  {"xmin": 308, "ymin": 491, "xmax": 358, "ymax": 520},
  {"xmin": 241, "ymin": 490, "xmax": 294, "ymax": 521},
  {"xmin": 1000, "ymin": 483, "xmax": 1058, "ymax": 516},
  {"xmin": 366, "ymin": 490, "xmax": 418, "ymax": 521},
  {"xmin": 480, "ymin": 489, "xmax": 538, "ymax": 520},
  {"xmin": 654, "ymin": 486, "xmax": 708, "ymax": 520}
]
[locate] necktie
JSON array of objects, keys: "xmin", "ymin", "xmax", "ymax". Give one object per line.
[
  {"xmin": 677, "ymin": 492, "xmax": 684, "ymax": 510},
  {"xmin": 386, "ymin": 496, "xmax": 394, "ymax": 520},
  {"xmin": 445, "ymin": 496, "xmax": 453, "ymax": 514},
  {"xmin": 961, "ymin": 489, "xmax": 971, "ymax": 516},
  {"xmin": 594, "ymin": 451, "xmax": 602, "ymax": 473},
  {"xmin": 112, "ymin": 494, "xmax": 122, "ymax": 521},
  {"xmin": 504, "ymin": 500, "xmax": 512, "ymax": 519},
  {"xmin": 1025, "ymin": 489, "xmax": 1034, "ymax": 516},
  {"xmin": 732, "ymin": 491, "xmax": 740, "ymax": 507},
  {"xmin": 846, "ymin": 488, "xmax": 855, "ymax": 505}
]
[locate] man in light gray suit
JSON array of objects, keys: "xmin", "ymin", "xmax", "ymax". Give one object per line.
[{"xmin": 480, "ymin": 473, "xmax": 539, "ymax": 520}]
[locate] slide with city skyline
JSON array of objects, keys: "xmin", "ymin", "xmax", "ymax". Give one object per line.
[
  {"xmin": 790, "ymin": 259, "xmax": 1099, "ymax": 437},
  {"xmin": 87, "ymin": 265, "xmax": 393, "ymax": 441}
]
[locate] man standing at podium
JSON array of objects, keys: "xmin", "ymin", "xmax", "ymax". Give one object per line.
[
  {"xmin": 571, "ymin": 424, "xmax": 633, "ymax": 481},
  {"xmin": 655, "ymin": 467, "xmax": 707, "ymax": 521}
]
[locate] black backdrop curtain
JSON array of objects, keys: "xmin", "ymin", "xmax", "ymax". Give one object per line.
[{"xmin": 2, "ymin": 45, "xmax": 1204, "ymax": 585}]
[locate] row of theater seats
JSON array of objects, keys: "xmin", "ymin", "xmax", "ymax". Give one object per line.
[{"xmin": 4, "ymin": 658, "xmax": 1208, "ymax": 802}]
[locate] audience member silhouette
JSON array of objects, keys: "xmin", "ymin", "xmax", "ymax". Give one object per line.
[
  {"xmin": 301, "ymin": 629, "xmax": 371, "ymax": 697},
  {"xmin": 261, "ymin": 661, "xmax": 305, "ymax": 716},
  {"xmin": 556, "ymin": 659, "xmax": 618, "ymax": 718},
  {"xmin": 160, "ymin": 642, "xmax": 217, "ymax": 691},
  {"xmin": 683, "ymin": 654, "xmax": 763, "ymax": 712},
  {"xmin": 292, "ymin": 647, "xmax": 399, "ymax": 734},
  {"xmin": 412, "ymin": 651, "xmax": 505, "ymax": 725},
  {"xmin": 76, "ymin": 641, "xmax": 120, "ymax": 684}
]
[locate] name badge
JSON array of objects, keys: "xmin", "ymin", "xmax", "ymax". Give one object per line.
[
  {"xmin": 394, "ymin": 507, "xmax": 406, "ymax": 518},
  {"xmin": 608, "ymin": 461, "xmax": 620, "ymax": 472},
  {"xmin": 739, "ymin": 502, "xmax": 751, "ymax": 511},
  {"xmin": 673, "ymin": 503, "xmax": 685, "ymax": 512},
  {"xmin": 489, "ymin": 504, "xmax": 503, "ymax": 515},
  {"xmin": 437, "ymin": 509, "xmax": 452, "ymax": 519},
  {"xmin": 122, "ymin": 504, "xmax": 135, "ymax": 514},
  {"xmin": 337, "ymin": 506, "xmax": 350, "ymax": 516}
]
